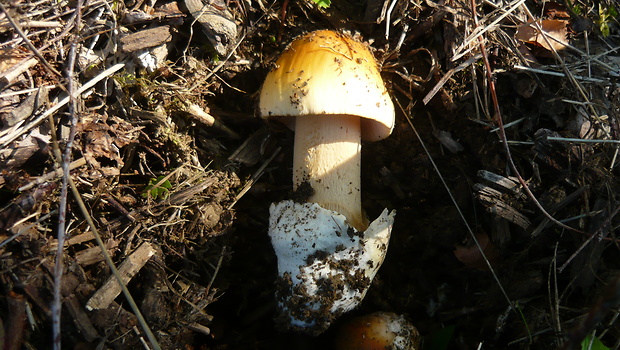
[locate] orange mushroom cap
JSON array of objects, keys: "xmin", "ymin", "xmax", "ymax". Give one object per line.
[{"xmin": 259, "ymin": 30, "xmax": 395, "ymax": 142}]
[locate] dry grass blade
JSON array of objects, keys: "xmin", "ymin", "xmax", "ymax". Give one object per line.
[
  {"xmin": 452, "ymin": 0, "xmax": 526, "ymax": 62},
  {"xmin": 423, "ymin": 54, "xmax": 481, "ymax": 104},
  {"xmin": 228, "ymin": 146, "xmax": 281, "ymax": 209}
]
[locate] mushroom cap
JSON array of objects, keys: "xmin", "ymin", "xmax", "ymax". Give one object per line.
[{"xmin": 259, "ymin": 30, "xmax": 395, "ymax": 142}]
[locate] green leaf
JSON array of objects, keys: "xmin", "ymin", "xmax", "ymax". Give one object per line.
[
  {"xmin": 609, "ymin": 5, "xmax": 618, "ymax": 17},
  {"xmin": 142, "ymin": 176, "xmax": 172, "ymax": 200},
  {"xmin": 600, "ymin": 21, "xmax": 611, "ymax": 37},
  {"xmin": 311, "ymin": 0, "xmax": 331, "ymax": 8},
  {"xmin": 581, "ymin": 334, "xmax": 609, "ymax": 350}
]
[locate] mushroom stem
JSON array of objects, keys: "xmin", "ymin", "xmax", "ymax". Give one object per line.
[{"xmin": 293, "ymin": 114, "xmax": 368, "ymax": 231}]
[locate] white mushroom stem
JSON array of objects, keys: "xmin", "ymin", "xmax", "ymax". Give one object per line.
[{"xmin": 293, "ymin": 114, "xmax": 368, "ymax": 231}]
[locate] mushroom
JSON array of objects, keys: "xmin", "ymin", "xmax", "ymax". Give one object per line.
[
  {"xmin": 335, "ymin": 312, "xmax": 421, "ymax": 350},
  {"xmin": 259, "ymin": 30, "xmax": 396, "ymax": 335}
]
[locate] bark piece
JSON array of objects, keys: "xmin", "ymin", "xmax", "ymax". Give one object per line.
[
  {"xmin": 5, "ymin": 87, "xmax": 48, "ymax": 127},
  {"xmin": 228, "ymin": 128, "xmax": 271, "ymax": 166},
  {"xmin": 120, "ymin": 26, "xmax": 173, "ymax": 53}
]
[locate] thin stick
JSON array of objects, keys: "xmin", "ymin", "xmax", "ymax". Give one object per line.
[
  {"xmin": 546, "ymin": 137, "xmax": 620, "ymax": 145},
  {"xmin": 423, "ymin": 54, "xmax": 482, "ymax": 105},
  {"xmin": 19, "ymin": 158, "xmax": 86, "ymax": 192},
  {"xmin": 0, "ymin": 20, "xmax": 63, "ymax": 28},
  {"xmin": 228, "ymin": 146, "xmax": 281, "ymax": 209},
  {"xmin": 0, "ymin": 211, "xmax": 57, "ymax": 250},
  {"xmin": 43, "ymin": 82, "xmax": 163, "ymax": 350},
  {"xmin": 558, "ymin": 204, "xmax": 620, "ymax": 273},
  {"xmin": 513, "ymin": 65, "xmax": 612, "ymax": 85},
  {"xmin": 52, "ymin": 1, "xmax": 82, "ymax": 346}
]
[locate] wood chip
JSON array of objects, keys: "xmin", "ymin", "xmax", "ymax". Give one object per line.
[
  {"xmin": 474, "ymin": 183, "xmax": 531, "ymax": 229},
  {"xmin": 86, "ymin": 242, "xmax": 157, "ymax": 310},
  {"xmin": 75, "ymin": 239, "xmax": 119, "ymax": 266},
  {"xmin": 120, "ymin": 26, "xmax": 172, "ymax": 53}
]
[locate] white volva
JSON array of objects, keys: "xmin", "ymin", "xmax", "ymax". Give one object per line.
[{"xmin": 269, "ymin": 200, "xmax": 394, "ymax": 334}]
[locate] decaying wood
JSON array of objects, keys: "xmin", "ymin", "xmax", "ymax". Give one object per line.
[
  {"xmin": 86, "ymin": 242, "xmax": 157, "ymax": 310},
  {"xmin": 474, "ymin": 170, "xmax": 531, "ymax": 229},
  {"xmin": 120, "ymin": 26, "xmax": 173, "ymax": 53},
  {"xmin": 65, "ymin": 294, "xmax": 99, "ymax": 342},
  {"xmin": 478, "ymin": 170, "xmax": 526, "ymax": 199},
  {"xmin": 75, "ymin": 239, "xmax": 119, "ymax": 266},
  {"xmin": 475, "ymin": 183, "xmax": 531, "ymax": 229},
  {"xmin": 48, "ymin": 230, "xmax": 94, "ymax": 248},
  {"xmin": 130, "ymin": 106, "xmax": 169, "ymax": 125}
]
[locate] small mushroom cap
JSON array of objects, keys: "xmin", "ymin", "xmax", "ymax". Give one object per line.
[
  {"xmin": 259, "ymin": 30, "xmax": 395, "ymax": 142},
  {"xmin": 335, "ymin": 312, "xmax": 421, "ymax": 350}
]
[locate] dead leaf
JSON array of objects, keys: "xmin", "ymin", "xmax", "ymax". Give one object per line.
[
  {"xmin": 543, "ymin": 1, "xmax": 571, "ymax": 19},
  {"xmin": 0, "ymin": 127, "xmax": 50, "ymax": 172},
  {"xmin": 0, "ymin": 48, "xmax": 27, "ymax": 75},
  {"xmin": 78, "ymin": 115, "xmax": 139, "ymax": 177},
  {"xmin": 516, "ymin": 19, "xmax": 569, "ymax": 52},
  {"xmin": 454, "ymin": 233, "xmax": 500, "ymax": 270}
]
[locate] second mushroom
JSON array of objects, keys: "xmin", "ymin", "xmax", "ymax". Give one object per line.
[{"xmin": 259, "ymin": 30, "xmax": 396, "ymax": 335}]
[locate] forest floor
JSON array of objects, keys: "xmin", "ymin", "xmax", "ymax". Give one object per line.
[{"xmin": 1, "ymin": 0, "xmax": 620, "ymax": 349}]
